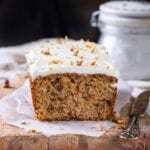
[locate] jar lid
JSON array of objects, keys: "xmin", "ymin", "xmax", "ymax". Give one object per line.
[
  {"xmin": 100, "ymin": 1, "xmax": 150, "ymax": 17},
  {"xmin": 99, "ymin": 1, "xmax": 150, "ymax": 27}
]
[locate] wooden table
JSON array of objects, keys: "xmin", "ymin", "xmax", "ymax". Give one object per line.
[{"xmin": 0, "ymin": 74, "xmax": 150, "ymax": 150}]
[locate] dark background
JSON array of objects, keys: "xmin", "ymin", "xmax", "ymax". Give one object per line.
[{"xmin": 0, "ymin": 0, "xmax": 148, "ymax": 46}]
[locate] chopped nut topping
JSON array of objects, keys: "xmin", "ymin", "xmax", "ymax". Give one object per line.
[
  {"xmin": 90, "ymin": 61, "xmax": 96, "ymax": 66},
  {"xmin": 70, "ymin": 61, "xmax": 74, "ymax": 66},
  {"xmin": 41, "ymin": 50, "xmax": 50, "ymax": 55},
  {"xmin": 70, "ymin": 47, "xmax": 74, "ymax": 52},
  {"xmin": 3, "ymin": 80, "xmax": 10, "ymax": 88},
  {"xmin": 80, "ymin": 56, "xmax": 84, "ymax": 59},
  {"xmin": 48, "ymin": 60, "xmax": 52, "ymax": 64},
  {"xmin": 73, "ymin": 49, "xmax": 79, "ymax": 56},
  {"xmin": 86, "ymin": 42, "xmax": 92, "ymax": 48},
  {"xmin": 56, "ymin": 38, "xmax": 62, "ymax": 44},
  {"xmin": 92, "ymin": 124, "xmax": 107, "ymax": 131},
  {"xmin": 91, "ymin": 48, "xmax": 96, "ymax": 53},
  {"xmin": 86, "ymin": 41, "xmax": 95, "ymax": 46},
  {"xmin": 95, "ymin": 56, "xmax": 99, "ymax": 60},
  {"xmin": 86, "ymin": 42, "xmax": 96, "ymax": 53},
  {"xmin": 52, "ymin": 59, "xmax": 63, "ymax": 64},
  {"xmin": 77, "ymin": 60, "xmax": 83, "ymax": 66}
]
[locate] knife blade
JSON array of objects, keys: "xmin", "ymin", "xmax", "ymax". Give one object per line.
[
  {"xmin": 130, "ymin": 90, "xmax": 150, "ymax": 116},
  {"xmin": 120, "ymin": 90, "xmax": 150, "ymax": 139}
]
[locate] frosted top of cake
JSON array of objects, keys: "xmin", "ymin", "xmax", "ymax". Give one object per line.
[{"xmin": 25, "ymin": 38, "xmax": 119, "ymax": 79}]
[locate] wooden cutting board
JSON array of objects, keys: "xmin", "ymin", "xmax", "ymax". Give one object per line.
[{"xmin": 0, "ymin": 74, "xmax": 150, "ymax": 150}]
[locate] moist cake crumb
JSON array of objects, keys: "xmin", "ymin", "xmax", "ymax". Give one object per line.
[{"xmin": 29, "ymin": 73, "xmax": 117, "ymax": 121}]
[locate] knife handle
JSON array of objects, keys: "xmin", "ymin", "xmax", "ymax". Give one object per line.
[{"xmin": 120, "ymin": 115, "xmax": 140, "ymax": 139}]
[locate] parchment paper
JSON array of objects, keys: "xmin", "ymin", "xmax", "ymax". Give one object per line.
[{"xmin": 0, "ymin": 79, "xmax": 149, "ymax": 137}]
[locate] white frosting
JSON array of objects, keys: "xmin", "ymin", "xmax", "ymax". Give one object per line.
[{"xmin": 25, "ymin": 39, "xmax": 119, "ymax": 79}]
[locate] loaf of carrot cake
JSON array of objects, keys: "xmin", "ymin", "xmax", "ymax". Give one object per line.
[{"xmin": 25, "ymin": 38, "xmax": 118, "ymax": 121}]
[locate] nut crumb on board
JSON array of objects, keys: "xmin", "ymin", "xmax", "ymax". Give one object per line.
[
  {"xmin": 112, "ymin": 115, "xmax": 126, "ymax": 124},
  {"xmin": 3, "ymin": 80, "xmax": 10, "ymax": 88},
  {"xmin": 112, "ymin": 115, "xmax": 127, "ymax": 129},
  {"xmin": 27, "ymin": 129, "xmax": 42, "ymax": 134},
  {"xmin": 20, "ymin": 121, "xmax": 30, "ymax": 125},
  {"xmin": 92, "ymin": 124, "xmax": 107, "ymax": 131},
  {"xmin": 115, "ymin": 123, "xmax": 126, "ymax": 129},
  {"xmin": 115, "ymin": 119, "xmax": 127, "ymax": 129}
]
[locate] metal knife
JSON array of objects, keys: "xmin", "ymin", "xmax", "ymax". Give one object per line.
[{"xmin": 119, "ymin": 90, "xmax": 150, "ymax": 139}]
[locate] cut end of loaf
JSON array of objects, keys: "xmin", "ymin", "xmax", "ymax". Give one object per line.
[{"xmin": 29, "ymin": 73, "xmax": 117, "ymax": 121}]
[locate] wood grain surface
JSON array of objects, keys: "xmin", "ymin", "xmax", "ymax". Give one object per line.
[{"xmin": 0, "ymin": 74, "xmax": 150, "ymax": 150}]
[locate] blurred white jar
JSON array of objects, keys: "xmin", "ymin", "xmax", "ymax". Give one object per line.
[{"xmin": 91, "ymin": 1, "xmax": 150, "ymax": 80}]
